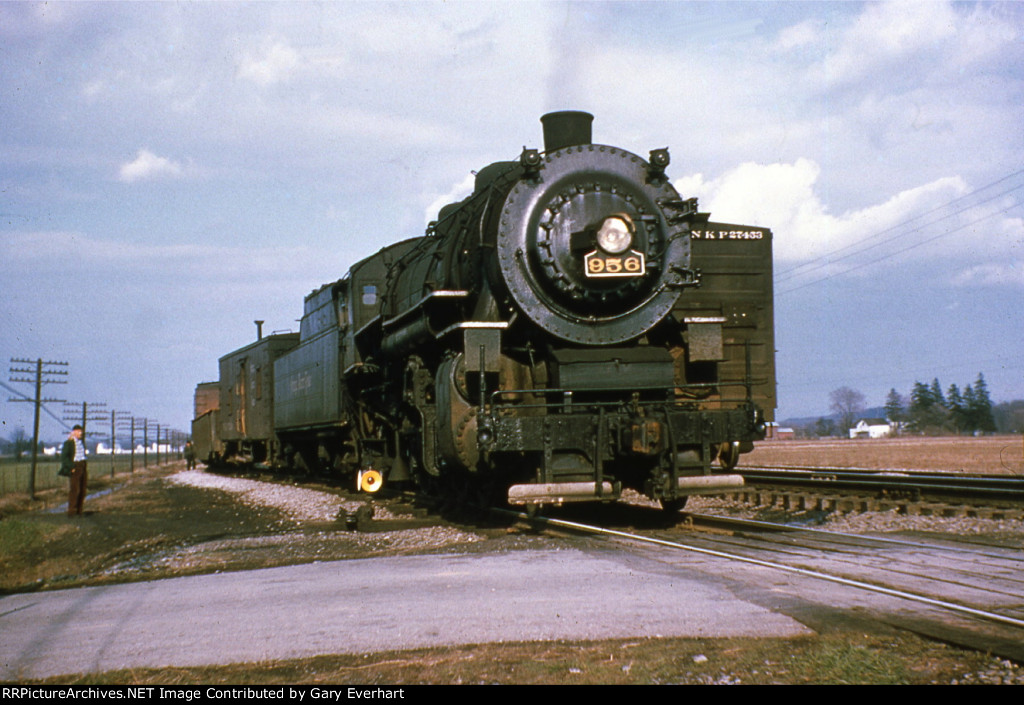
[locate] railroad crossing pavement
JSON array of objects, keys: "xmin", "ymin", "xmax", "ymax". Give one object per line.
[{"xmin": 1, "ymin": 547, "xmax": 811, "ymax": 680}]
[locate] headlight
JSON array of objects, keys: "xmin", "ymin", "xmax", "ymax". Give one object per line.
[{"xmin": 596, "ymin": 215, "xmax": 633, "ymax": 254}]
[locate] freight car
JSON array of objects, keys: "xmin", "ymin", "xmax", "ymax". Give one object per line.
[{"xmin": 193, "ymin": 112, "xmax": 775, "ymax": 513}]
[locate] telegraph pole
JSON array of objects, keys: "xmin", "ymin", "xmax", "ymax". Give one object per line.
[
  {"xmin": 9, "ymin": 358, "xmax": 68, "ymax": 499},
  {"xmin": 117, "ymin": 414, "xmax": 135, "ymax": 474},
  {"xmin": 109, "ymin": 410, "xmax": 130, "ymax": 478},
  {"xmin": 130, "ymin": 416, "xmax": 138, "ymax": 472}
]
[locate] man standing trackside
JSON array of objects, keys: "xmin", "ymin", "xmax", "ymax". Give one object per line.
[{"xmin": 60, "ymin": 425, "xmax": 88, "ymax": 516}]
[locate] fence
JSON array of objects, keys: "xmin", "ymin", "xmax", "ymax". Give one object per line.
[{"xmin": 0, "ymin": 452, "xmax": 181, "ymax": 497}]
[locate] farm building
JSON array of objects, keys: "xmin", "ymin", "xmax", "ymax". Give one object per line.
[{"xmin": 849, "ymin": 418, "xmax": 892, "ymax": 439}]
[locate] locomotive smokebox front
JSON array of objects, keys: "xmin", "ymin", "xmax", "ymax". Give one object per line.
[{"xmin": 493, "ymin": 113, "xmax": 699, "ymax": 346}]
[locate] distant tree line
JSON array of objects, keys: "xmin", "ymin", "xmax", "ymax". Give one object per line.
[
  {"xmin": 0, "ymin": 427, "xmax": 34, "ymax": 459},
  {"xmin": 0, "ymin": 426, "xmax": 103, "ymax": 459},
  {"xmin": 993, "ymin": 400, "xmax": 1024, "ymax": 434},
  {"xmin": 885, "ymin": 373, "xmax": 996, "ymax": 435},
  {"xmin": 798, "ymin": 372, "xmax": 1015, "ymax": 439}
]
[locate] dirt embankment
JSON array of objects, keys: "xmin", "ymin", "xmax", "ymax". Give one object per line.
[
  {"xmin": 0, "ymin": 462, "xmax": 500, "ymax": 594},
  {"xmin": 1, "ymin": 463, "xmax": 282, "ymax": 593}
]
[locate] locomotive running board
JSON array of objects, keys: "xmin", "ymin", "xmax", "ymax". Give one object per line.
[
  {"xmin": 674, "ymin": 474, "xmax": 745, "ymax": 494},
  {"xmin": 508, "ymin": 482, "xmax": 618, "ymax": 506}
]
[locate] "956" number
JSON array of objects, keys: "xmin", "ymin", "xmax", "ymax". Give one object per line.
[{"xmin": 584, "ymin": 251, "xmax": 645, "ymax": 278}]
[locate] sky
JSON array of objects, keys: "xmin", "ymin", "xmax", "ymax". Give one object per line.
[{"xmin": 1, "ymin": 0, "xmax": 1022, "ymax": 443}]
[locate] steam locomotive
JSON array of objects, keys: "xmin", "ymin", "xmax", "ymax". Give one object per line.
[{"xmin": 192, "ymin": 112, "xmax": 775, "ymax": 513}]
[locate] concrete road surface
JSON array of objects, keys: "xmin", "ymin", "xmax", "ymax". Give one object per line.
[{"xmin": 1, "ymin": 547, "xmax": 810, "ymax": 680}]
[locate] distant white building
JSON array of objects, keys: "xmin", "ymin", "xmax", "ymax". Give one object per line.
[
  {"xmin": 849, "ymin": 418, "xmax": 891, "ymax": 439},
  {"xmin": 134, "ymin": 443, "xmax": 174, "ymax": 454}
]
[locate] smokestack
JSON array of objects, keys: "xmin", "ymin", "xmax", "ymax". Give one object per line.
[
  {"xmin": 254, "ymin": 320, "xmax": 264, "ymax": 340},
  {"xmin": 541, "ymin": 111, "xmax": 593, "ymax": 152}
]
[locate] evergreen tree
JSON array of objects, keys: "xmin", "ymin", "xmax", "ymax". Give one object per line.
[
  {"xmin": 962, "ymin": 384, "xmax": 976, "ymax": 430},
  {"xmin": 909, "ymin": 381, "xmax": 929, "ymax": 432},
  {"xmin": 884, "ymin": 388, "xmax": 905, "ymax": 433},
  {"xmin": 947, "ymin": 384, "xmax": 967, "ymax": 433},
  {"xmin": 969, "ymin": 373, "xmax": 996, "ymax": 433},
  {"xmin": 909, "ymin": 380, "xmax": 947, "ymax": 433},
  {"xmin": 910, "ymin": 381, "xmax": 931, "ymax": 408}
]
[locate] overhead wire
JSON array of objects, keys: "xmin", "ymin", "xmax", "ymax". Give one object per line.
[
  {"xmin": 0, "ymin": 379, "xmax": 71, "ymax": 431},
  {"xmin": 778, "ymin": 199, "xmax": 1021, "ymax": 296},
  {"xmin": 773, "ymin": 168, "xmax": 1024, "ymax": 296},
  {"xmin": 775, "ymin": 167, "xmax": 1024, "ymax": 282}
]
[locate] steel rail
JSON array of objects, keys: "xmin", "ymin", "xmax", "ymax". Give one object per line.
[
  {"xmin": 742, "ymin": 466, "xmax": 1024, "ymax": 486},
  {"xmin": 748, "ymin": 464, "xmax": 1023, "ymax": 481},
  {"xmin": 685, "ymin": 512, "xmax": 1024, "ymax": 562},
  {"xmin": 502, "ymin": 509, "xmax": 1024, "ymax": 631},
  {"xmin": 736, "ymin": 467, "xmax": 1024, "ymax": 499}
]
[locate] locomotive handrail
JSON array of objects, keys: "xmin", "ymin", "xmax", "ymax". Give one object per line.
[{"xmin": 487, "ymin": 380, "xmax": 768, "ymax": 412}]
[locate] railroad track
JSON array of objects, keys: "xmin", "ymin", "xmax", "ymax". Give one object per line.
[
  {"xmin": 738, "ymin": 466, "xmax": 1024, "ymax": 498},
  {"xmin": 729, "ymin": 466, "xmax": 1024, "ymax": 518},
  {"xmin": 504, "ymin": 506, "xmax": 1024, "ymax": 662}
]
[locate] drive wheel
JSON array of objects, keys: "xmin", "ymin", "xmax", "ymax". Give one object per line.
[{"xmin": 718, "ymin": 441, "xmax": 741, "ymax": 471}]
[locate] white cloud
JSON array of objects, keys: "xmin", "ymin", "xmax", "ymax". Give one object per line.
[
  {"xmin": 677, "ymin": 159, "xmax": 833, "ymax": 262},
  {"xmin": 423, "ymin": 173, "xmax": 476, "ymax": 226},
  {"xmin": 1, "ymin": 230, "xmax": 321, "ymax": 281},
  {"xmin": 779, "ymin": 1, "xmax": 1021, "ymax": 97},
  {"xmin": 771, "ymin": 19, "xmax": 823, "ymax": 52},
  {"xmin": 825, "ymin": 1, "xmax": 956, "ymax": 87},
  {"xmin": 676, "ymin": 160, "xmax": 1022, "ymax": 282},
  {"xmin": 952, "ymin": 262, "xmax": 1024, "ymax": 287},
  {"xmin": 237, "ymin": 41, "xmax": 302, "ymax": 86},
  {"xmin": 118, "ymin": 149, "xmax": 184, "ymax": 183},
  {"xmin": 82, "ymin": 79, "xmax": 105, "ymax": 98},
  {"xmin": 951, "ymin": 3, "xmax": 1022, "ymax": 67}
]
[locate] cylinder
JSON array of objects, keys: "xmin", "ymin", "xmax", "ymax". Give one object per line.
[{"xmin": 541, "ymin": 111, "xmax": 594, "ymax": 152}]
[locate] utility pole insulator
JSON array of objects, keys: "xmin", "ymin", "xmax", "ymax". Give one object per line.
[{"xmin": 9, "ymin": 357, "xmax": 69, "ymax": 499}]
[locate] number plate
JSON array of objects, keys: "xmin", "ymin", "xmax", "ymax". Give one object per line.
[{"xmin": 584, "ymin": 250, "xmax": 645, "ymax": 278}]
